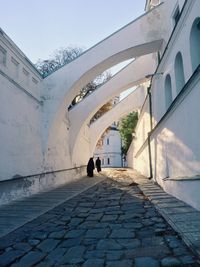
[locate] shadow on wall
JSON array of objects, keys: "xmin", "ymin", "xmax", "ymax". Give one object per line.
[{"xmin": 153, "ymin": 127, "xmax": 200, "ymax": 180}]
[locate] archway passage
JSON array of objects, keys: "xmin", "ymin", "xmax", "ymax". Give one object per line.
[
  {"xmin": 42, "ymin": 3, "xmax": 166, "ymax": 157},
  {"xmin": 68, "ymin": 54, "xmax": 156, "ymax": 154},
  {"xmin": 89, "ymin": 86, "xmax": 146, "ymax": 155},
  {"xmin": 190, "ymin": 17, "xmax": 200, "ymax": 71},
  {"xmin": 174, "ymin": 52, "xmax": 185, "ymax": 94}
]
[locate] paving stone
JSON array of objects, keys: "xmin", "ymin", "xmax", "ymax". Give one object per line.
[
  {"xmin": 168, "ymin": 240, "xmax": 181, "ymax": 249},
  {"xmin": 155, "ymin": 228, "xmax": 167, "ymax": 236},
  {"xmin": 108, "ymin": 223, "xmax": 122, "ymax": 229},
  {"xmin": 32, "ymin": 231, "xmax": 48, "ymax": 240},
  {"xmin": 11, "ymin": 251, "xmax": 46, "ymax": 267},
  {"xmin": 34, "ymin": 259, "xmax": 55, "ymax": 267},
  {"xmin": 155, "ymin": 223, "xmax": 167, "ymax": 228},
  {"xmin": 119, "ymin": 213, "xmax": 139, "ymax": 220},
  {"xmin": 172, "ymin": 247, "xmax": 189, "ymax": 257},
  {"xmin": 90, "ymin": 208, "xmax": 106, "ymax": 213},
  {"xmin": 28, "ymin": 239, "xmax": 41, "ymax": 246},
  {"xmin": 179, "ymin": 255, "xmax": 195, "ymax": 264},
  {"xmin": 59, "ymin": 245, "xmax": 85, "ymax": 264},
  {"xmin": 106, "ymin": 260, "xmax": 133, "ymax": 267},
  {"xmin": 106, "ymin": 250, "xmax": 123, "ymax": 260},
  {"xmin": 13, "ymin": 242, "xmax": 32, "ymax": 252},
  {"xmin": 68, "ymin": 218, "xmax": 84, "ymax": 227},
  {"xmin": 97, "ymin": 239, "xmax": 122, "ymax": 250},
  {"xmin": 0, "ymin": 250, "xmax": 25, "ymax": 266},
  {"xmin": 151, "ymin": 217, "xmax": 164, "ymax": 223},
  {"xmin": 65, "ymin": 229, "xmax": 85, "ymax": 238},
  {"xmin": 79, "ymin": 202, "xmax": 95, "ymax": 208},
  {"xmin": 76, "ymin": 212, "xmax": 89, "ymax": 218},
  {"xmin": 110, "ymin": 229, "xmax": 135, "ymax": 238},
  {"xmin": 142, "ymin": 219, "xmax": 155, "ymax": 226},
  {"xmin": 164, "ymin": 235, "xmax": 179, "ymax": 243},
  {"xmin": 82, "ymin": 259, "xmax": 104, "ymax": 266},
  {"xmin": 78, "ymin": 221, "xmax": 98, "ymax": 229},
  {"xmin": 123, "ymin": 222, "xmax": 143, "ymax": 229},
  {"xmin": 116, "ymin": 238, "xmax": 141, "ymax": 248},
  {"xmin": 101, "ymin": 215, "xmax": 118, "ymax": 222},
  {"xmin": 75, "ymin": 207, "xmax": 91, "ymax": 213},
  {"xmin": 46, "ymin": 247, "xmax": 66, "ymax": 262},
  {"xmin": 85, "ymin": 228, "xmax": 110, "ymax": 239},
  {"xmin": 37, "ymin": 239, "xmax": 60, "ymax": 252},
  {"xmin": 135, "ymin": 257, "xmax": 160, "ymax": 267},
  {"xmin": 49, "ymin": 230, "xmax": 66, "ymax": 239},
  {"xmin": 84, "ymin": 250, "xmax": 105, "ymax": 259},
  {"xmin": 161, "ymin": 256, "xmax": 182, "ymax": 267},
  {"xmin": 59, "ymin": 238, "xmax": 82, "ymax": 248},
  {"xmin": 138, "ymin": 229, "xmax": 155, "ymax": 238},
  {"xmin": 141, "ymin": 237, "xmax": 165, "ymax": 247},
  {"xmin": 86, "ymin": 213, "xmax": 103, "ymax": 221},
  {"xmin": 5, "ymin": 246, "xmax": 13, "ymax": 252}
]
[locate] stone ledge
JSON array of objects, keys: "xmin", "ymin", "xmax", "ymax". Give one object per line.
[{"xmin": 163, "ymin": 175, "xmax": 200, "ymax": 181}]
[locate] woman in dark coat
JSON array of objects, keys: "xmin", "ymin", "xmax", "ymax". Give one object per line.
[
  {"xmin": 87, "ymin": 157, "xmax": 95, "ymax": 177},
  {"xmin": 95, "ymin": 157, "xmax": 101, "ymax": 172}
]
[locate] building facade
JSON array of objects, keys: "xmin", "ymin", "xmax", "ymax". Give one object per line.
[
  {"xmin": 94, "ymin": 124, "xmax": 122, "ymax": 168},
  {"xmin": 127, "ymin": 0, "xmax": 200, "ymax": 210}
]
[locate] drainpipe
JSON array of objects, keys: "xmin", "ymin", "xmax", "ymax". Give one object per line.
[
  {"xmin": 147, "ymin": 85, "xmax": 153, "ymax": 131},
  {"xmin": 148, "ymin": 132, "xmax": 153, "ymax": 179},
  {"xmin": 145, "ymin": 73, "xmax": 163, "ymax": 180},
  {"xmin": 147, "ymin": 84, "xmax": 153, "ymax": 179}
]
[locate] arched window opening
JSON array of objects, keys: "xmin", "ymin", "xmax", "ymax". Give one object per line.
[
  {"xmin": 107, "ymin": 158, "xmax": 110, "ymax": 165},
  {"xmin": 190, "ymin": 18, "xmax": 200, "ymax": 71},
  {"xmin": 174, "ymin": 52, "xmax": 185, "ymax": 94},
  {"xmin": 165, "ymin": 74, "xmax": 172, "ymax": 110}
]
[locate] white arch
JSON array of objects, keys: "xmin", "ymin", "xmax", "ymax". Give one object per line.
[
  {"xmin": 89, "ymin": 86, "xmax": 146, "ymax": 154},
  {"xmin": 41, "ymin": 4, "xmax": 167, "ymax": 151},
  {"xmin": 68, "ymin": 53, "xmax": 156, "ymax": 154}
]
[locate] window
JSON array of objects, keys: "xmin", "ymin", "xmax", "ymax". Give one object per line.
[
  {"xmin": 165, "ymin": 74, "xmax": 173, "ymax": 110},
  {"xmin": 190, "ymin": 18, "xmax": 200, "ymax": 71},
  {"xmin": 11, "ymin": 57, "xmax": 19, "ymax": 78},
  {"xmin": 174, "ymin": 52, "xmax": 185, "ymax": 94},
  {"xmin": 23, "ymin": 68, "xmax": 30, "ymax": 85},
  {"xmin": 102, "ymin": 158, "xmax": 104, "ymax": 165},
  {"xmin": 32, "ymin": 77, "xmax": 38, "ymax": 85},
  {"xmin": 23, "ymin": 68, "xmax": 29, "ymax": 76},
  {"xmin": 0, "ymin": 46, "xmax": 6, "ymax": 66},
  {"xmin": 107, "ymin": 158, "xmax": 110, "ymax": 165},
  {"xmin": 107, "ymin": 138, "xmax": 109, "ymax": 145},
  {"xmin": 173, "ymin": 6, "xmax": 180, "ymax": 26}
]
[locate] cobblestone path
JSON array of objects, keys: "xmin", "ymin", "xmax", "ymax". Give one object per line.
[{"xmin": 0, "ymin": 178, "xmax": 199, "ymax": 266}]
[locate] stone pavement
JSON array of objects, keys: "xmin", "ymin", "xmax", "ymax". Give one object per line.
[
  {"xmin": 0, "ymin": 176, "xmax": 104, "ymax": 238},
  {"xmin": 0, "ymin": 169, "xmax": 200, "ymax": 266}
]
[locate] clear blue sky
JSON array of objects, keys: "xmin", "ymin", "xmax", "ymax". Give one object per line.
[{"xmin": 0, "ymin": 0, "xmax": 145, "ymax": 64}]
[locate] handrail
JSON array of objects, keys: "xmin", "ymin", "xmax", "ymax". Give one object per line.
[{"xmin": 0, "ymin": 165, "xmax": 87, "ymax": 183}]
